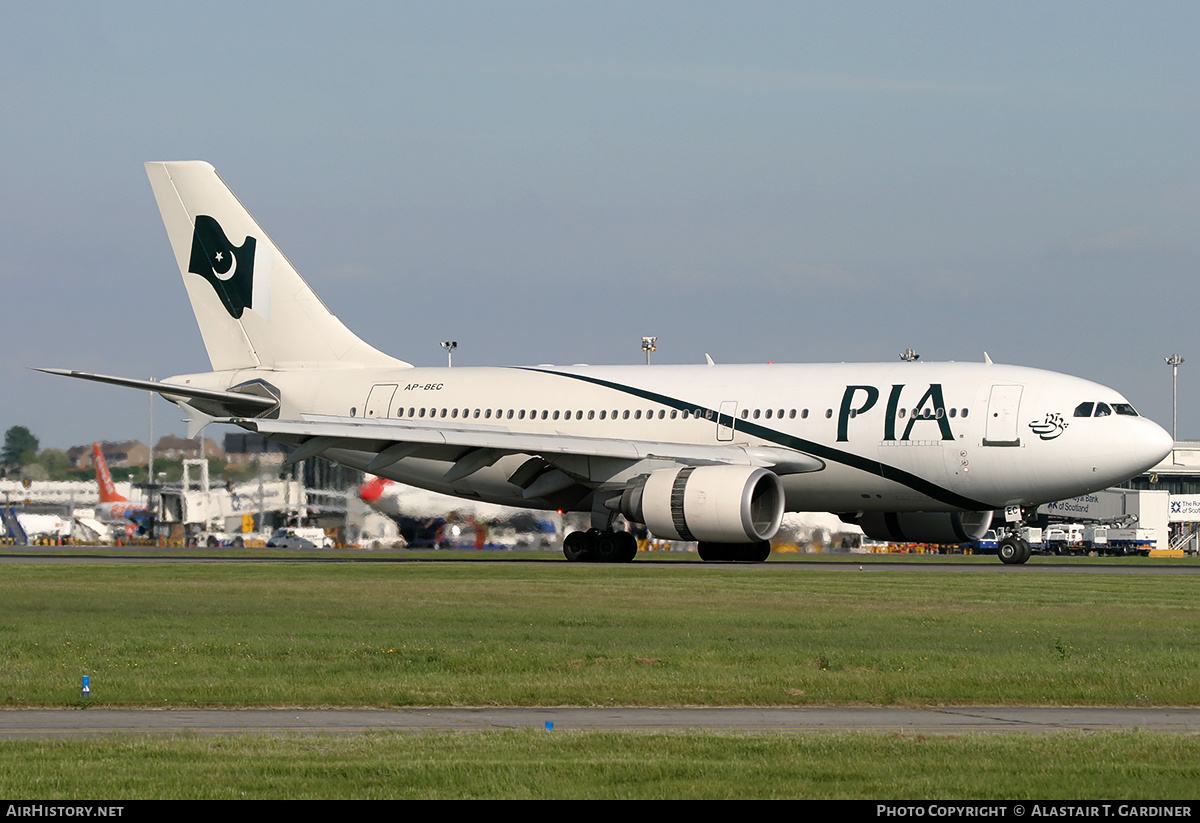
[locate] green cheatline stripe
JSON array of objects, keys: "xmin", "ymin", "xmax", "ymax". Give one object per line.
[{"xmin": 520, "ymin": 367, "xmax": 993, "ymax": 511}]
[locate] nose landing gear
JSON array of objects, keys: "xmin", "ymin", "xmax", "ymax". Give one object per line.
[
  {"xmin": 997, "ymin": 534, "xmax": 1031, "ymax": 564},
  {"xmin": 997, "ymin": 505, "xmax": 1032, "ymax": 565}
]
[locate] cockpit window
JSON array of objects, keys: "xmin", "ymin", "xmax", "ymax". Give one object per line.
[
  {"xmin": 1073, "ymin": 402, "xmax": 1094, "ymax": 418},
  {"xmin": 1095, "ymin": 403, "xmax": 1112, "ymax": 417},
  {"xmin": 1113, "ymin": 403, "xmax": 1139, "ymax": 417}
]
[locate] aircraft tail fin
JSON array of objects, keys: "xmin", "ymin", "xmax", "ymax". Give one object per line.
[
  {"xmin": 144, "ymin": 161, "xmax": 410, "ymax": 372},
  {"xmin": 93, "ymin": 443, "xmax": 128, "ymax": 504}
]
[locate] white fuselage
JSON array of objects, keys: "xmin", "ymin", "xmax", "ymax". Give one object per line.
[{"xmin": 171, "ymin": 359, "xmax": 1173, "ymax": 516}]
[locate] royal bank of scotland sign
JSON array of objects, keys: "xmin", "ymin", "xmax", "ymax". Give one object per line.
[{"xmin": 1168, "ymin": 494, "xmax": 1200, "ymax": 522}]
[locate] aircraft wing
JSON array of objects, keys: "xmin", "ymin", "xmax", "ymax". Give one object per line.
[{"xmin": 238, "ymin": 414, "xmax": 825, "ymax": 478}]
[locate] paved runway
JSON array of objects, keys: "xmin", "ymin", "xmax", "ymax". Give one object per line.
[{"xmin": 2, "ymin": 707, "xmax": 1198, "ymax": 737}]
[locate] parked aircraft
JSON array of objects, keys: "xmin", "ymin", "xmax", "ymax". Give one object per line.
[
  {"xmin": 91, "ymin": 443, "xmax": 150, "ymax": 526},
  {"xmin": 359, "ymin": 475, "xmax": 558, "ymax": 547},
  {"xmin": 41, "ymin": 162, "xmax": 1174, "ymax": 564}
]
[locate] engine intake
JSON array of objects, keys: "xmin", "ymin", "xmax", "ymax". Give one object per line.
[{"xmin": 620, "ymin": 466, "xmax": 785, "ymax": 543}]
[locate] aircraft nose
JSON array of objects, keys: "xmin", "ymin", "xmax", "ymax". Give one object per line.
[
  {"xmin": 1100, "ymin": 418, "xmax": 1174, "ymax": 483},
  {"xmin": 1142, "ymin": 419, "xmax": 1175, "ymax": 468}
]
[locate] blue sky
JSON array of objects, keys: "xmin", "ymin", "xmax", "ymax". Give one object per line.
[{"xmin": 2, "ymin": 1, "xmax": 1197, "ymax": 449}]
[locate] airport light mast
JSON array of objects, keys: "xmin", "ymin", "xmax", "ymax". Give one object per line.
[
  {"xmin": 642, "ymin": 336, "xmax": 657, "ymax": 365},
  {"xmin": 441, "ymin": 341, "xmax": 457, "ymax": 368},
  {"xmin": 1166, "ymin": 353, "xmax": 1184, "ymax": 441}
]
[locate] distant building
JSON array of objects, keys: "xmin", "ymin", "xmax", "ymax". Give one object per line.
[
  {"xmin": 68, "ymin": 440, "xmax": 149, "ymax": 469},
  {"xmin": 154, "ymin": 436, "xmax": 223, "ymax": 461},
  {"xmin": 223, "ymin": 432, "xmax": 290, "ymax": 466}
]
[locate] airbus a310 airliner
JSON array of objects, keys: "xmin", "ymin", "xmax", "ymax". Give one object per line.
[{"xmin": 41, "ymin": 162, "xmax": 1174, "ymax": 564}]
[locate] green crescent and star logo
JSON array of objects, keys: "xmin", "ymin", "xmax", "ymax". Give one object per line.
[{"xmin": 187, "ymin": 215, "xmax": 255, "ymax": 319}]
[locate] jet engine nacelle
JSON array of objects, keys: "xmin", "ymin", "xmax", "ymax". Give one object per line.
[
  {"xmin": 619, "ymin": 466, "xmax": 785, "ymax": 543},
  {"xmin": 849, "ymin": 510, "xmax": 994, "ymax": 545}
]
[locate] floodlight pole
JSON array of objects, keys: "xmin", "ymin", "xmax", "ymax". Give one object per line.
[
  {"xmin": 641, "ymin": 336, "xmax": 657, "ymax": 365},
  {"xmin": 1166, "ymin": 354, "xmax": 1184, "ymax": 441},
  {"xmin": 441, "ymin": 341, "xmax": 458, "ymax": 368}
]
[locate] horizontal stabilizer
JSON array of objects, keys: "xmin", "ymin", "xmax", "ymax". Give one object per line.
[{"xmin": 36, "ymin": 369, "xmax": 278, "ymax": 417}]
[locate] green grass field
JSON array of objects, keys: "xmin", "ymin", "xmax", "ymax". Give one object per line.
[
  {"xmin": 2, "ymin": 730, "xmax": 1199, "ymax": 799},
  {"xmin": 1, "ymin": 560, "xmax": 1196, "ymax": 706},
  {"xmin": 0, "ymin": 557, "xmax": 1197, "ymax": 798}
]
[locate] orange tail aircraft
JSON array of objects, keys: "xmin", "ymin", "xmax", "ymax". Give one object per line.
[{"xmin": 92, "ymin": 443, "xmax": 149, "ymax": 523}]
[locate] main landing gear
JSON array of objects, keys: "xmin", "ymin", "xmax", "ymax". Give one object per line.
[
  {"xmin": 997, "ymin": 505, "xmax": 1032, "ymax": 565},
  {"xmin": 561, "ymin": 531, "xmax": 773, "ymax": 563},
  {"xmin": 696, "ymin": 541, "xmax": 772, "ymax": 562},
  {"xmin": 562, "ymin": 529, "xmax": 639, "ymax": 563}
]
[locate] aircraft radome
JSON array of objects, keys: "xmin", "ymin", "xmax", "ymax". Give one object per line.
[{"xmin": 41, "ymin": 162, "xmax": 1174, "ymax": 564}]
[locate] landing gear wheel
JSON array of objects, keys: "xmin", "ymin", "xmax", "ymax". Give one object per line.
[
  {"xmin": 697, "ymin": 541, "xmax": 772, "ymax": 562},
  {"xmin": 998, "ymin": 535, "xmax": 1030, "ymax": 565},
  {"xmin": 616, "ymin": 531, "xmax": 638, "ymax": 562},
  {"xmin": 593, "ymin": 530, "xmax": 621, "ymax": 562},
  {"xmin": 1017, "ymin": 537, "xmax": 1032, "ymax": 564},
  {"xmin": 748, "ymin": 540, "xmax": 772, "ymax": 562},
  {"xmin": 563, "ymin": 530, "xmax": 593, "ymax": 562}
]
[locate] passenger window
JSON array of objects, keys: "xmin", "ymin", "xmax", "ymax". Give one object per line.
[{"xmin": 1074, "ymin": 402, "xmax": 1094, "ymax": 418}]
